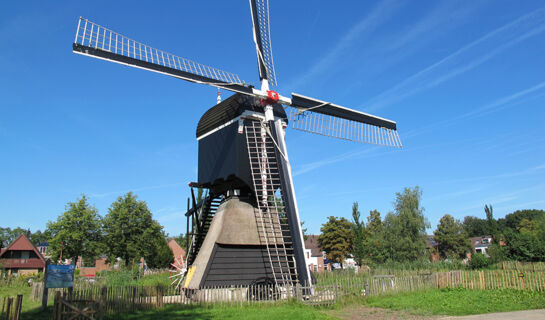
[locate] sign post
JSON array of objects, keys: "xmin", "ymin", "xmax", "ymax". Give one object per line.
[
  {"xmin": 42, "ymin": 263, "xmax": 75, "ymax": 310},
  {"xmin": 41, "ymin": 261, "xmax": 49, "ymax": 310}
]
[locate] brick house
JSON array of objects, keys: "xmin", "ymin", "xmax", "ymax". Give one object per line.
[
  {"xmin": 0, "ymin": 233, "xmax": 46, "ymax": 276},
  {"xmin": 304, "ymin": 235, "xmax": 325, "ymax": 273},
  {"xmin": 426, "ymin": 235, "xmax": 440, "ymax": 262}
]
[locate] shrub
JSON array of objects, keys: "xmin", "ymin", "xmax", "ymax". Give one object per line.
[{"xmin": 468, "ymin": 253, "xmax": 489, "ymax": 269}]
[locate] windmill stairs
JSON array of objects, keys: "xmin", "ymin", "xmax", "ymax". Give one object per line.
[{"xmin": 187, "ymin": 195, "xmax": 222, "ymax": 266}]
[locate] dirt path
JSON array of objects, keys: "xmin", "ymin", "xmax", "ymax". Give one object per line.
[
  {"xmin": 440, "ymin": 309, "xmax": 545, "ymax": 319},
  {"xmin": 325, "ymin": 306, "xmax": 545, "ymax": 320},
  {"xmin": 324, "ymin": 305, "xmax": 440, "ymax": 320}
]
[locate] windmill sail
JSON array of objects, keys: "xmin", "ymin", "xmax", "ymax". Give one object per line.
[
  {"xmin": 289, "ymin": 93, "xmax": 402, "ymax": 147},
  {"xmin": 72, "ymin": 18, "xmax": 253, "ymax": 95},
  {"xmin": 249, "ymin": 0, "xmax": 277, "ymax": 87}
]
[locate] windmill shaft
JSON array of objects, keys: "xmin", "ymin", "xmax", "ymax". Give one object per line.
[{"xmin": 269, "ymin": 119, "xmax": 312, "ymax": 286}]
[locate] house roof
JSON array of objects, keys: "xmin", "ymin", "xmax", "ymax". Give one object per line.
[
  {"xmin": 470, "ymin": 235, "xmax": 492, "ymax": 248},
  {"xmin": 168, "ymin": 239, "xmax": 186, "ymax": 259},
  {"xmin": 304, "ymin": 235, "xmax": 323, "ymax": 257},
  {"xmin": 426, "ymin": 235, "xmax": 437, "ymax": 248},
  {"xmin": 0, "ymin": 233, "xmax": 46, "ymax": 263}
]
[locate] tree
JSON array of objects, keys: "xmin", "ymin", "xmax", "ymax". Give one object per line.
[
  {"xmin": 364, "ymin": 210, "xmax": 387, "ymax": 264},
  {"xmin": 485, "ymin": 204, "xmax": 499, "ymax": 244},
  {"xmin": 434, "ymin": 214, "xmax": 470, "ymax": 259},
  {"xmin": 103, "ymin": 192, "xmax": 169, "ymax": 267},
  {"xmin": 382, "ymin": 187, "xmax": 429, "ymax": 262},
  {"xmin": 0, "ymin": 227, "xmax": 28, "ymax": 248},
  {"xmin": 503, "ymin": 213, "xmax": 545, "ymax": 262},
  {"xmin": 300, "ymin": 221, "xmax": 308, "ymax": 241},
  {"xmin": 462, "ymin": 216, "xmax": 490, "ymax": 237},
  {"xmin": 46, "ymin": 195, "xmax": 104, "ymax": 264},
  {"xmin": 173, "ymin": 233, "xmax": 188, "ymax": 251},
  {"xmin": 318, "ymin": 216, "xmax": 353, "ymax": 267},
  {"xmin": 29, "ymin": 230, "xmax": 50, "ymax": 246},
  {"xmin": 351, "ymin": 202, "xmax": 366, "ymax": 267},
  {"xmin": 146, "ymin": 236, "xmax": 174, "ymax": 269},
  {"xmin": 499, "ymin": 209, "xmax": 545, "ymax": 232}
]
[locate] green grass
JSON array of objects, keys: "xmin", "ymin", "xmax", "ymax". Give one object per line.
[
  {"xmin": 0, "ymin": 284, "xmax": 54, "ymax": 320},
  {"xmin": 90, "ymin": 270, "xmax": 171, "ymax": 287},
  {"xmin": 364, "ymin": 287, "xmax": 545, "ymax": 316},
  {"xmin": 108, "ymin": 302, "xmax": 334, "ymax": 320}
]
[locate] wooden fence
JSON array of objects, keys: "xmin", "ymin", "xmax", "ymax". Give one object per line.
[
  {"xmin": 1, "ymin": 295, "xmax": 23, "ymax": 320},
  {"xmin": 31, "ymin": 269, "xmax": 545, "ymax": 315}
]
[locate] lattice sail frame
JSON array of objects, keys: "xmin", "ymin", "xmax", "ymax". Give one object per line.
[
  {"xmin": 288, "ymin": 107, "xmax": 403, "ymax": 147},
  {"xmin": 253, "ymin": 0, "xmax": 277, "ymax": 86},
  {"xmin": 74, "ymin": 17, "xmax": 244, "ymax": 85}
]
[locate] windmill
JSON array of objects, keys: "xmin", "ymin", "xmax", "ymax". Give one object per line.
[{"xmin": 72, "ymin": 1, "xmax": 402, "ymax": 291}]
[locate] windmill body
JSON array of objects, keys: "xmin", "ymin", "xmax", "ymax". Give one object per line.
[{"xmin": 72, "ymin": 0, "xmax": 402, "ymax": 292}]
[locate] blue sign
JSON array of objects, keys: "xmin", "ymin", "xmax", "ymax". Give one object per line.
[{"xmin": 45, "ymin": 265, "xmax": 75, "ymax": 288}]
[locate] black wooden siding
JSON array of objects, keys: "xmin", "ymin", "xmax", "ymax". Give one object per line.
[{"xmin": 201, "ymin": 244, "xmax": 288, "ymax": 287}]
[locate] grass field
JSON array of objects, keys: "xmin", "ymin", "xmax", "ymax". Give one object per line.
[
  {"xmin": 110, "ymin": 302, "xmax": 334, "ymax": 320},
  {"xmin": 4, "ymin": 277, "xmax": 545, "ymax": 319},
  {"xmin": 0, "ymin": 284, "xmax": 55, "ymax": 320},
  {"xmin": 364, "ymin": 287, "xmax": 545, "ymax": 316}
]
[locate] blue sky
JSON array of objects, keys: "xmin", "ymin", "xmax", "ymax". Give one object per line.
[{"xmin": 1, "ymin": 1, "xmax": 544, "ymax": 237}]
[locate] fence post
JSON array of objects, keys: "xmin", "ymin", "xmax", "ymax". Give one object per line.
[
  {"xmin": 5, "ymin": 298, "xmax": 13, "ymax": 320},
  {"xmin": 54, "ymin": 291, "xmax": 61, "ymax": 320},
  {"xmin": 42, "ymin": 262, "xmax": 49, "ymax": 310},
  {"xmin": 334, "ymin": 280, "xmax": 338, "ymax": 302},
  {"xmin": 156, "ymin": 285, "xmax": 163, "ymax": 308},
  {"xmin": 98, "ymin": 289, "xmax": 104, "ymax": 320},
  {"xmin": 100, "ymin": 286, "xmax": 107, "ymax": 315},
  {"xmin": 365, "ymin": 280, "xmax": 370, "ymax": 296},
  {"xmin": 13, "ymin": 295, "xmax": 23, "ymax": 320},
  {"xmin": 1, "ymin": 297, "xmax": 5, "ymax": 317}
]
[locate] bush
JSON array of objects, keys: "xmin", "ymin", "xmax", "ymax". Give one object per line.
[
  {"xmin": 488, "ymin": 244, "xmax": 507, "ymax": 264},
  {"xmin": 468, "ymin": 253, "xmax": 489, "ymax": 269}
]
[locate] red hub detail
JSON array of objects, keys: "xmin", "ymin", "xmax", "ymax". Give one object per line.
[{"xmin": 261, "ymin": 90, "xmax": 280, "ymax": 106}]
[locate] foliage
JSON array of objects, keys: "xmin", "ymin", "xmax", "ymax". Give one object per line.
[
  {"xmin": 364, "ymin": 288, "xmax": 545, "ymax": 316},
  {"xmin": 46, "ymin": 195, "xmax": 104, "ymax": 263},
  {"xmin": 350, "ymin": 202, "xmax": 365, "ymax": 267},
  {"xmin": 468, "ymin": 253, "xmax": 489, "ymax": 269},
  {"xmin": 363, "ymin": 210, "xmax": 387, "ymax": 264},
  {"xmin": 434, "ymin": 214, "xmax": 471, "ymax": 259},
  {"xmin": 499, "ymin": 210, "xmax": 545, "ymax": 262},
  {"xmin": 103, "ymin": 192, "xmax": 169, "ymax": 267},
  {"xmin": 0, "ymin": 227, "xmax": 29, "ymax": 248},
  {"xmin": 462, "ymin": 216, "xmax": 490, "ymax": 237},
  {"xmin": 318, "ymin": 216, "xmax": 353, "ymax": 266},
  {"xmin": 29, "ymin": 229, "xmax": 50, "ymax": 246},
  {"xmin": 484, "ymin": 204, "xmax": 500, "ymax": 244},
  {"xmin": 382, "ymin": 187, "xmax": 429, "ymax": 262},
  {"xmin": 499, "ymin": 209, "xmax": 545, "ymax": 232},
  {"xmin": 172, "ymin": 233, "xmax": 188, "ymax": 251},
  {"xmin": 300, "ymin": 221, "xmax": 308, "ymax": 241},
  {"xmin": 487, "ymin": 244, "xmax": 508, "ymax": 263},
  {"xmin": 147, "ymin": 240, "xmax": 174, "ymax": 269}
]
